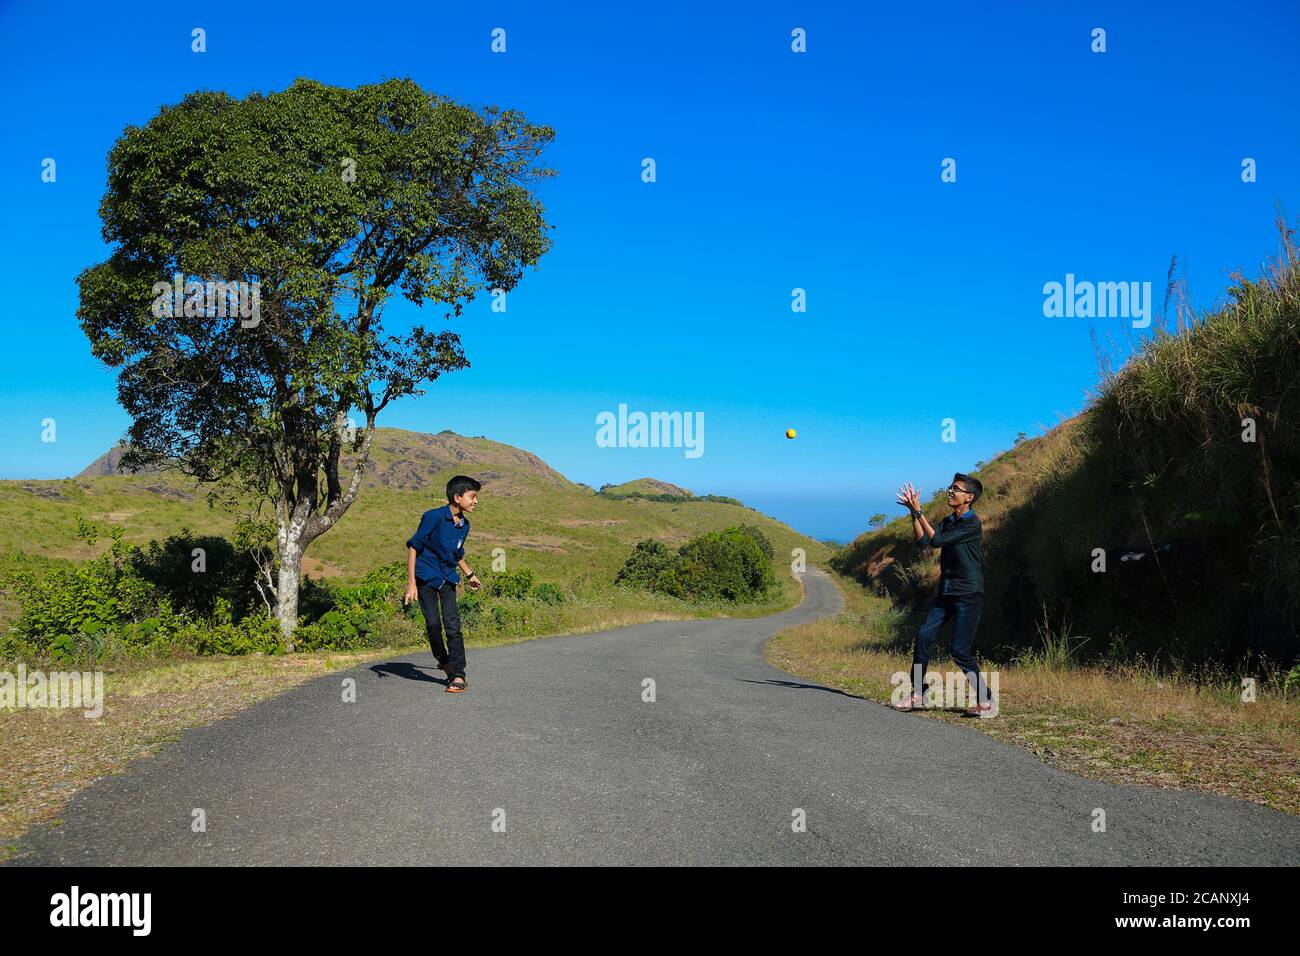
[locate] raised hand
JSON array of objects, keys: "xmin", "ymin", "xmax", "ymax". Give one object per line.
[{"xmin": 896, "ymin": 482, "xmax": 918, "ymax": 510}]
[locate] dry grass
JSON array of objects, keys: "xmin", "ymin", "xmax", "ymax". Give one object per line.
[{"xmin": 767, "ymin": 573, "xmax": 1300, "ymax": 815}]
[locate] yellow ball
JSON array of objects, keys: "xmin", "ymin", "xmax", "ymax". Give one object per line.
[{"xmin": 785, "ymin": 428, "xmax": 797, "ymax": 439}]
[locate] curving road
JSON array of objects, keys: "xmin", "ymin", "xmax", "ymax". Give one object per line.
[{"xmin": 9, "ymin": 570, "xmax": 1299, "ymax": 865}]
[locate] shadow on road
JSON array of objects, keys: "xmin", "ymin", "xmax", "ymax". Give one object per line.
[
  {"xmin": 738, "ymin": 678, "xmax": 868, "ymax": 701},
  {"xmin": 370, "ymin": 661, "xmax": 447, "ymax": 685}
]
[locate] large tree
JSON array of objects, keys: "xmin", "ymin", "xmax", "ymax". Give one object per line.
[{"xmin": 78, "ymin": 78, "xmax": 554, "ymax": 647}]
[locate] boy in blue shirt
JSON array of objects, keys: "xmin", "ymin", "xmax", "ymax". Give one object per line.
[{"xmin": 403, "ymin": 475, "xmax": 483, "ymax": 693}]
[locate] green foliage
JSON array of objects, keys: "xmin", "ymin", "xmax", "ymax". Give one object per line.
[
  {"xmin": 181, "ymin": 600, "xmax": 282, "ymax": 656},
  {"xmin": 613, "ymin": 540, "xmax": 678, "ymax": 591},
  {"xmin": 129, "ymin": 528, "xmax": 263, "ymax": 619},
  {"xmin": 3, "ymin": 519, "xmax": 162, "ymax": 649},
  {"xmin": 731, "ymin": 523, "xmax": 775, "ymax": 559},
  {"xmin": 614, "ymin": 525, "xmax": 777, "ymax": 603},
  {"xmin": 0, "ymin": 519, "xmax": 424, "ymax": 663},
  {"xmin": 531, "ymin": 582, "xmax": 564, "ymax": 605},
  {"xmin": 409, "ymin": 569, "xmax": 564, "ymax": 636},
  {"xmin": 488, "ymin": 568, "xmax": 534, "ymax": 599}
]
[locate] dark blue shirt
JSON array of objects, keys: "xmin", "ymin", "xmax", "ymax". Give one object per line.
[
  {"xmin": 406, "ymin": 505, "xmax": 469, "ymax": 587},
  {"xmin": 919, "ymin": 509, "xmax": 984, "ymax": 595}
]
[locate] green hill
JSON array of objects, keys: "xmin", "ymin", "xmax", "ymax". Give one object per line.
[
  {"xmin": 833, "ymin": 235, "xmax": 1300, "ymax": 671},
  {"xmin": 2, "ymin": 427, "xmax": 828, "ymax": 591},
  {"xmin": 598, "ymin": 478, "xmax": 693, "ymax": 497}
]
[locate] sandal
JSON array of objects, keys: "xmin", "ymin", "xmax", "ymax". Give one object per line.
[{"xmin": 446, "ymin": 676, "xmax": 468, "ymax": 694}]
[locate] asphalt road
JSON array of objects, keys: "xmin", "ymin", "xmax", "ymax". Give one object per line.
[{"xmin": 10, "ymin": 570, "xmax": 1299, "ymax": 865}]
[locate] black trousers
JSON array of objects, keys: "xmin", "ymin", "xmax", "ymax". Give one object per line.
[
  {"xmin": 416, "ymin": 578, "xmax": 466, "ymax": 678},
  {"xmin": 912, "ymin": 591, "xmax": 988, "ymax": 702}
]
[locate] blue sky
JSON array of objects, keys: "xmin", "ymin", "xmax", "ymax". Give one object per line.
[{"xmin": 2, "ymin": 0, "xmax": 1298, "ymax": 541}]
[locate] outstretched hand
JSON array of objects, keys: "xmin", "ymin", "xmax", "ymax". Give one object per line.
[{"xmin": 895, "ymin": 482, "xmax": 921, "ymax": 512}]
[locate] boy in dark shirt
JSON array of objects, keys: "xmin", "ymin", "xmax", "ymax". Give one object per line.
[
  {"xmin": 403, "ymin": 475, "xmax": 483, "ymax": 693},
  {"xmin": 894, "ymin": 472, "xmax": 994, "ymax": 716}
]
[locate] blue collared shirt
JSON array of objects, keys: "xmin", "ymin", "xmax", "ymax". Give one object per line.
[{"xmin": 406, "ymin": 505, "xmax": 469, "ymax": 587}]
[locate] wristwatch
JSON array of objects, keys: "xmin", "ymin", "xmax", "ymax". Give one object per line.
[{"xmin": 910, "ymin": 510, "xmax": 923, "ymax": 520}]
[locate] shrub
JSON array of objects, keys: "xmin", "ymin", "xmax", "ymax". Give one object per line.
[
  {"xmin": 129, "ymin": 529, "xmax": 263, "ymax": 619},
  {"xmin": 458, "ymin": 589, "xmax": 485, "ymax": 627},
  {"xmin": 488, "ymin": 568, "xmax": 534, "ymax": 599},
  {"xmin": 615, "ymin": 540, "xmax": 678, "ymax": 590},
  {"xmin": 3, "ymin": 519, "xmax": 163, "ymax": 648},
  {"xmin": 532, "ymin": 582, "xmax": 564, "ymax": 605},
  {"xmin": 731, "ymin": 523, "xmax": 775, "ymax": 559},
  {"xmin": 183, "ymin": 601, "xmax": 283, "ymax": 656},
  {"xmin": 614, "ymin": 525, "xmax": 776, "ymax": 603}
]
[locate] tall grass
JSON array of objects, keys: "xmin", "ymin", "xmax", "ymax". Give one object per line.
[
  {"xmin": 1013, "ymin": 605, "xmax": 1090, "ymax": 670},
  {"xmin": 1090, "ymin": 222, "xmax": 1300, "ymax": 648}
]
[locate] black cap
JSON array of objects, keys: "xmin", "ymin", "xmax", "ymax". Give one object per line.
[{"xmin": 954, "ymin": 473, "xmax": 983, "ymax": 502}]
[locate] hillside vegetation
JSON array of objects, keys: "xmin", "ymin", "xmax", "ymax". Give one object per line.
[
  {"xmin": 3, "ymin": 428, "xmax": 826, "ymax": 587},
  {"xmin": 1, "ymin": 428, "xmax": 827, "ymax": 660},
  {"xmin": 834, "ymin": 231, "xmax": 1300, "ymax": 673}
]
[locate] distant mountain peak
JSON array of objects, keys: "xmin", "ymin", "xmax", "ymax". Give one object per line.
[
  {"xmin": 75, "ymin": 428, "xmax": 574, "ymax": 496},
  {"xmin": 598, "ymin": 478, "xmax": 694, "ymax": 497},
  {"xmin": 78, "ymin": 446, "xmax": 159, "ymax": 478}
]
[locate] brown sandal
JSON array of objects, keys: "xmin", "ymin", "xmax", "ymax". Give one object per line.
[{"xmin": 445, "ymin": 676, "xmax": 467, "ymax": 693}]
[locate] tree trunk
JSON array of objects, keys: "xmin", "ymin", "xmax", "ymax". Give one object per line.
[
  {"xmin": 276, "ymin": 537, "xmax": 304, "ymax": 652},
  {"xmin": 271, "ymin": 421, "xmax": 375, "ymax": 652}
]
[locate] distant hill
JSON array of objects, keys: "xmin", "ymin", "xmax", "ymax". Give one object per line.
[
  {"xmin": 598, "ymin": 478, "xmax": 693, "ymax": 497},
  {"xmin": 78, "ymin": 447, "xmax": 160, "ymax": 478},
  {"xmin": 79, "ymin": 430, "xmax": 571, "ymax": 497},
  {"xmin": 5, "ymin": 428, "xmax": 830, "ymax": 585}
]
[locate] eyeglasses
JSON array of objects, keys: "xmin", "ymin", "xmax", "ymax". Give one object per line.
[{"xmin": 947, "ymin": 485, "xmax": 971, "ymax": 494}]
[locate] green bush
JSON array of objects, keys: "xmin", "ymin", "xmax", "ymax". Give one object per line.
[
  {"xmin": 488, "ymin": 568, "xmax": 534, "ymax": 599},
  {"xmin": 614, "ymin": 540, "xmax": 677, "ymax": 590},
  {"xmin": 129, "ymin": 529, "xmax": 263, "ymax": 619},
  {"xmin": 3, "ymin": 519, "xmax": 168, "ymax": 649},
  {"xmin": 532, "ymin": 582, "xmax": 564, "ymax": 605},
  {"xmin": 614, "ymin": 525, "xmax": 777, "ymax": 603},
  {"xmin": 732, "ymin": 523, "xmax": 775, "ymax": 559},
  {"xmin": 458, "ymin": 588, "xmax": 485, "ymax": 627},
  {"xmin": 182, "ymin": 601, "xmax": 283, "ymax": 656}
]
